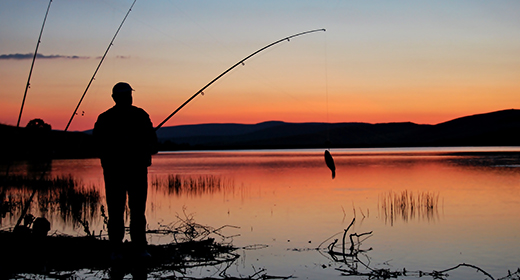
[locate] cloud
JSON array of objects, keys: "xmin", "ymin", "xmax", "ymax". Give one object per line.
[
  {"xmin": 0, "ymin": 53, "xmax": 90, "ymax": 60},
  {"xmin": 93, "ymin": 55, "xmax": 131, "ymax": 60}
]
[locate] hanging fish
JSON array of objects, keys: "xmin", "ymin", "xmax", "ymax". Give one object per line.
[{"xmin": 324, "ymin": 149, "xmax": 336, "ymax": 179}]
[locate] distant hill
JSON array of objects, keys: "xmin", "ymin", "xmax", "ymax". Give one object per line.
[
  {"xmin": 2, "ymin": 109, "xmax": 520, "ymax": 160},
  {"xmin": 156, "ymin": 109, "xmax": 520, "ymax": 149}
]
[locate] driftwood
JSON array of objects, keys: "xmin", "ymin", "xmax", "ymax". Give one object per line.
[
  {"xmin": 324, "ymin": 218, "xmax": 520, "ymax": 280},
  {"xmin": 0, "ymin": 211, "xmax": 284, "ymax": 280}
]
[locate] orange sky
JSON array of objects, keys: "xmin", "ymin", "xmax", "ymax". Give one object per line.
[{"xmin": 1, "ymin": 1, "xmax": 519, "ymax": 131}]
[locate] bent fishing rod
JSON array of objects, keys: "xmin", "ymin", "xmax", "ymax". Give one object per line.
[
  {"xmin": 155, "ymin": 28, "xmax": 326, "ymax": 131},
  {"xmin": 64, "ymin": 0, "xmax": 137, "ymax": 132},
  {"xmin": 17, "ymin": 0, "xmax": 53, "ymax": 128}
]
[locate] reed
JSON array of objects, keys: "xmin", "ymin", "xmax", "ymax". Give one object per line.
[
  {"xmin": 151, "ymin": 174, "xmax": 233, "ymax": 196},
  {"xmin": 0, "ymin": 173, "xmax": 101, "ymax": 228},
  {"xmin": 0, "ymin": 173, "xmax": 76, "ymax": 190},
  {"xmin": 379, "ymin": 190, "xmax": 440, "ymax": 225}
]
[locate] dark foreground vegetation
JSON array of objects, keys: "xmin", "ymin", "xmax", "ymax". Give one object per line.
[
  {"xmin": 3, "ymin": 214, "xmax": 519, "ymax": 280},
  {"xmin": 0, "ymin": 227, "xmax": 243, "ymax": 279}
]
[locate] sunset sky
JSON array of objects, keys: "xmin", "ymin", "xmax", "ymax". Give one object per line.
[{"xmin": 1, "ymin": 0, "xmax": 519, "ymax": 131}]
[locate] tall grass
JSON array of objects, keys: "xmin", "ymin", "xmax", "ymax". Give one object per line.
[
  {"xmin": 0, "ymin": 174, "xmax": 101, "ymax": 228},
  {"xmin": 2, "ymin": 173, "xmax": 235, "ymax": 231},
  {"xmin": 378, "ymin": 190, "xmax": 440, "ymax": 225},
  {"xmin": 151, "ymin": 174, "xmax": 234, "ymax": 197}
]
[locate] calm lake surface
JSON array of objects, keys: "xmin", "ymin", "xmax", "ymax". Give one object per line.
[{"xmin": 2, "ymin": 147, "xmax": 520, "ymax": 279}]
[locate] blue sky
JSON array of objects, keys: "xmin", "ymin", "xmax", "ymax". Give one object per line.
[{"xmin": 1, "ymin": 0, "xmax": 519, "ymax": 131}]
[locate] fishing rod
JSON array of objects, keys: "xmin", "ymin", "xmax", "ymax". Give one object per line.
[
  {"xmin": 64, "ymin": 0, "xmax": 137, "ymax": 132},
  {"xmin": 154, "ymin": 28, "xmax": 326, "ymax": 131},
  {"xmin": 12, "ymin": 1, "xmax": 53, "ymax": 228},
  {"xmin": 14, "ymin": 0, "xmax": 137, "ymax": 230},
  {"xmin": 16, "ymin": 0, "xmax": 53, "ymax": 128}
]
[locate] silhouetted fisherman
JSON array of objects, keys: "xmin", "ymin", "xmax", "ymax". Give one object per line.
[{"xmin": 93, "ymin": 82, "xmax": 158, "ymax": 260}]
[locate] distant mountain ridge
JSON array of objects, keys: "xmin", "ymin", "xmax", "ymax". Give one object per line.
[
  {"xmin": 156, "ymin": 109, "xmax": 520, "ymax": 149},
  {"xmin": 3, "ymin": 109, "xmax": 517, "ymax": 160}
]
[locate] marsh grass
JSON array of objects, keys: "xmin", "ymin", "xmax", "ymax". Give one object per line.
[
  {"xmin": 0, "ymin": 173, "xmax": 74, "ymax": 190},
  {"xmin": 151, "ymin": 174, "xmax": 234, "ymax": 196},
  {"xmin": 0, "ymin": 174, "xmax": 101, "ymax": 228},
  {"xmin": 2, "ymin": 173, "xmax": 235, "ymax": 231},
  {"xmin": 379, "ymin": 190, "xmax": 440, "ymax": 225}
]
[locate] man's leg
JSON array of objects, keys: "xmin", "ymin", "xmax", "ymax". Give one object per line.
[
  {"xmin": 127, "ymin": 167, "xmax": 148, "ymax": 248},
  {"xmin": 104, "ymin": 169, "xmax": 127, "ymax": 249}
]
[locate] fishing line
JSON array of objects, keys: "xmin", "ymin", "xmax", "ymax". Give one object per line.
[
  {"xmin": 16, "ymin": 0, "xmax": 53, "ymax": 128},
  {"xmin": 324, "ymin": 30, "xmax": 331, "ymax": 148},
  {"xmin": 322, "ymin": 31, "xmax": 336, "ymax": 179},
  {"xmin": 64, "ymin": 0, "xmax": 137, "ymax": 132}
]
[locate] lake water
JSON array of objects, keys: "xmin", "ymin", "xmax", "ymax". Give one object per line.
[{"xmin": 2, "ymin": 147, "xmax": 520, "ymax": 279}]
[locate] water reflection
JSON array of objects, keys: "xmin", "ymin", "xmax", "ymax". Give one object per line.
[
  {"xmin": 1, "ymin": 149, "xmax": 520, "ymax": 280},
  {"xmin": 1, "ymin": 173, "xmax": 233, "ymax": 230},
  {"xmin": 379, "ymin": 190, "xmax": 441, "ymax": 225}
]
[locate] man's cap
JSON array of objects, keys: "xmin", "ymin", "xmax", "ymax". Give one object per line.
[{"xmin": 112, "ymin": 82, "xmax": 134, "ymax": 95}]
